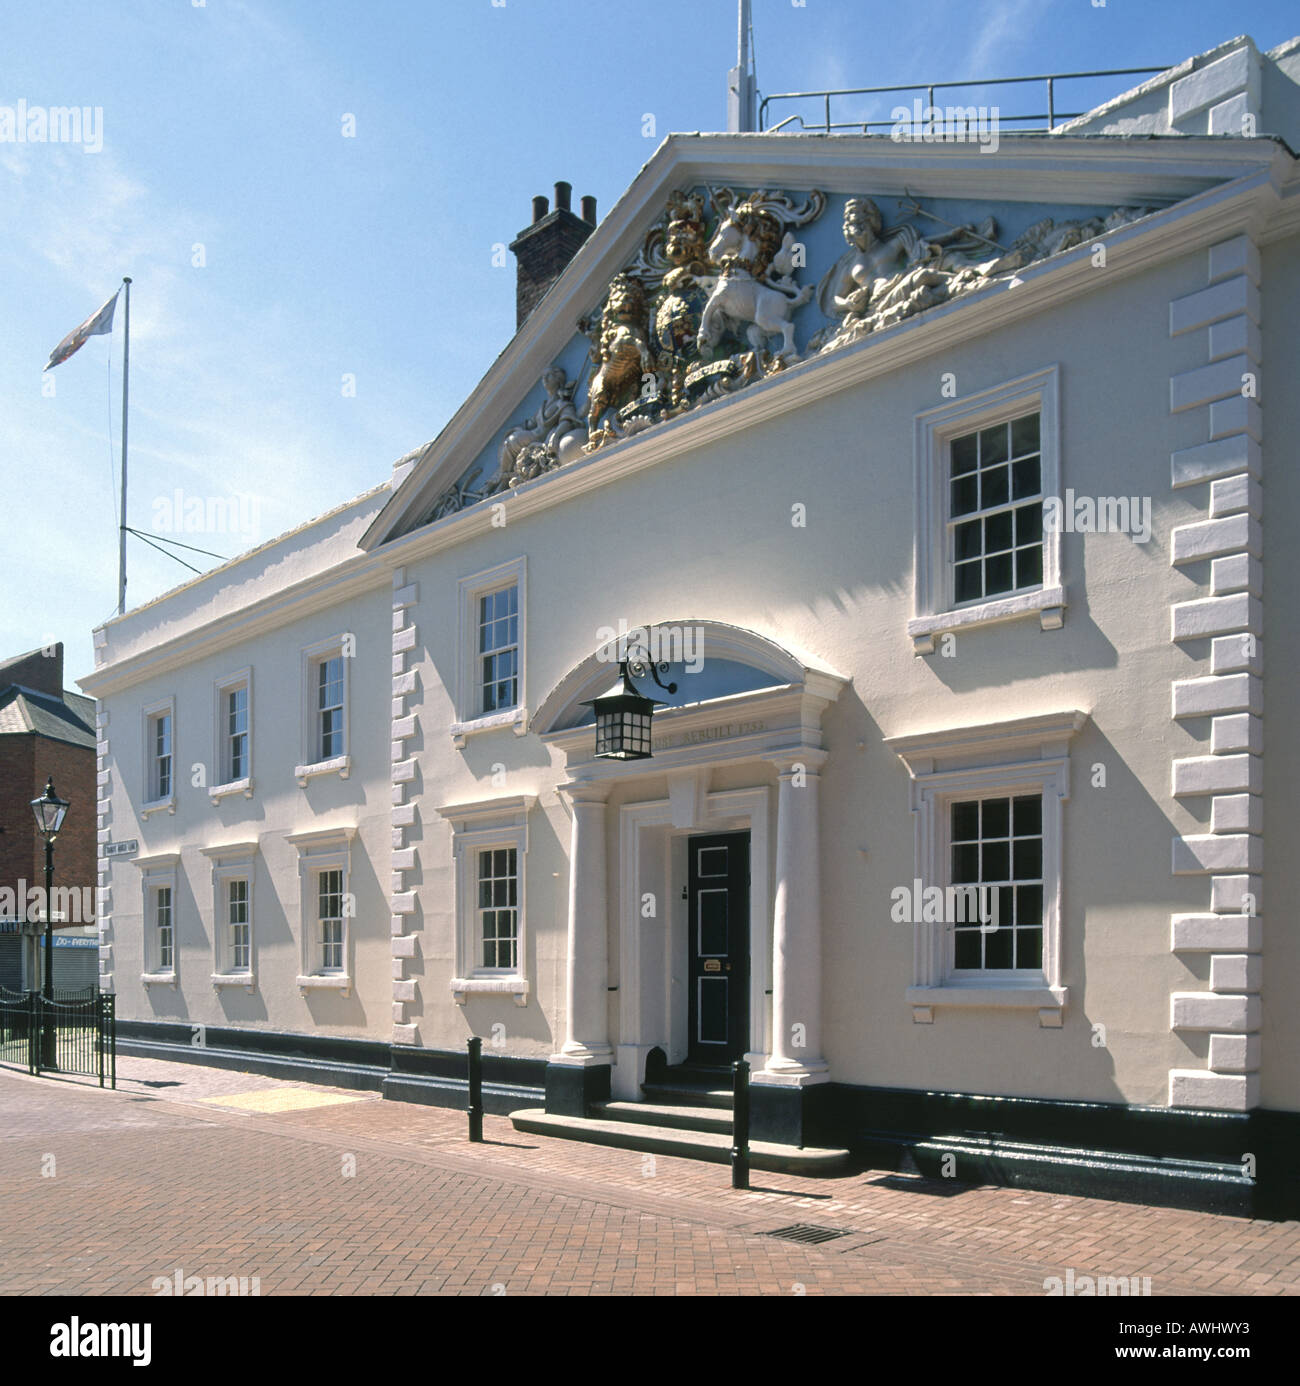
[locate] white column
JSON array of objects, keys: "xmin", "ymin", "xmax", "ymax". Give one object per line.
[
  {"xmin": 556, "ymin": 781, "xmax": 613, "ymax": 1064},
  {"xmin": 762, "ymin": 749, "xmax": 829, "ymax": 1082}
]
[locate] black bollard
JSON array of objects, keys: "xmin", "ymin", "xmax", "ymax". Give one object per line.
[
  {"xmin": 467, "ymin": 1036, "xmax": 484, "ymax": 1143},
  {"xmin": 731, "ymin": 1058, "xmax": 750, "ymax": 1189}
]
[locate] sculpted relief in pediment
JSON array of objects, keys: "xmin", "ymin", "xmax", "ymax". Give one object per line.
[
  {"xmin": 812, "ymin": 195, "xmax": 1153, "ymax": 354},
  {"xmin": 421, "ymin": 188, "xmax": 1153, "ymax": 522}
]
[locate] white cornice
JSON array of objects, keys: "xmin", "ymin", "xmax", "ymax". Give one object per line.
[
  {"xmin": 198, "ymin": 840, "xmax": 260, "ymax": 860},
  {"xmin": 79, "ymin": 551, "xmax": 392, "ymax": 698},
  {"xmin": 131, "ymin": 852, "xmax": 181, "ymax": 870},
  {"xmin": 285, "ymin": 825, "xmax": 358, "ymax": 848},
  {"xmin": 433, "ymin": 794, "xmax": 537, "ymax": 828},
  {"xmin": 362, "ymin": 133, "xmax": 1290, "ymax": 553},
  {"xmin": 93, "ymin": 484, "xmax": 389, "ymax": 640},
  {"xmin": 887, "ymin": 710, "xmax": 1090, "ymax": 776},
  {"xmin": 644, "ymin": 131, "xmax": 1283, "ymax": 203}
]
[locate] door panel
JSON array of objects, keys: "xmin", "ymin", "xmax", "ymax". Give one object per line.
[{"xmin": 686, "ymin": 831, "xmax": 749, "ymax": 1066}]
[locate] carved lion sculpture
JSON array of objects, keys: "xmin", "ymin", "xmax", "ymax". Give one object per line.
[{"xmin": 585, "ymin": 273, "xmax": 653, "ymax": 447}]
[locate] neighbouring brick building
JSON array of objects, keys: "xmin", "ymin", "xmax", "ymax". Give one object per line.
[{"xmin": 0, "ymin": 644, "xmax": 98, "ymax": 990}]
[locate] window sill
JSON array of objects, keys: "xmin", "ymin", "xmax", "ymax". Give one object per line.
[
  {"xmin": 141, "ymin": 971, "xmax": 177, "ymax": 987},
  {"xmin": 451, "ymin": 975, "xmax": 530, "ymax": 1007},
  {"xmin": 296, "ymin": 973, "xmax": 351, "ymax": 997},
  {"xmin": 451, "ymin": 709, "xmax": 527, "ymax": 748},
  {"xmin": 906, "ymin": 983, "xmax": 1067, "ymax": 1024},
  {"xmin": 141, "ymin": 796, "xmax": 176, "ymax": 819},
  {"xmin": 908, "ymin": 586, "xmax": 1065, "ymax": 654},
  {"xmin": 294, "ymin": 756, "xmax": 350, "ymax": 787},
  {"xmin": 209, "ymin": 777, "xmax": 253, "ymax": 803},
  {"xmin": 211, "ymin": 972, "xmax": 256, "ymax": 992}
]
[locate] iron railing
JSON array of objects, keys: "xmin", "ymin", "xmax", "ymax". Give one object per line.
[
  {"xmin": 0, "ymin": 987, "xmax": 31, "ymax": 1069},
  {"xmin": 0, "ymin": 987, "xmax": 115, "ymax": 1087},
  {"xmin": 759, "ymin": 66, "xmax": 1170, "ymax": 135}
]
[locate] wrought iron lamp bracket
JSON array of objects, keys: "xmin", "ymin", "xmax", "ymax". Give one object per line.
[{"xmin": 621, "ymin": 645, "xmax": 677, "ymax": 698}]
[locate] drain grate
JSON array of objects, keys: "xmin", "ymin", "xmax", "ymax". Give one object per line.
[{"xmin": 761, "ymin": 1223, "xmax": 852, "ymax": 1246}]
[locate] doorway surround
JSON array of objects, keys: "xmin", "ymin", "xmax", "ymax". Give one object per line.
[{"xmin": 534, "ymin": 622, "xmax": 847, "ymax": 1142}]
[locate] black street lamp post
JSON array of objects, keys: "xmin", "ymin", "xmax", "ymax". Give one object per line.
[{"xmin": 30, "ymin": 777, "xmax": 69, "ymax": 1068}]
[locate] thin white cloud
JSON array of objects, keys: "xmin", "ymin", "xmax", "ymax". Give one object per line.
[{"xmin": 966, "ymin": 0, "xmax": 1046, "ymax": 79}]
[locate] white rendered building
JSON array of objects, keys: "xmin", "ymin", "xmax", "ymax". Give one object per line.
[{"xmin": 83, "ymin": 36, "xmax": 1300, "ymax": 1215}]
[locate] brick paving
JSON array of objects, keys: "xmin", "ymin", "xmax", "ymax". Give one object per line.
[{"xmin": 0, "ymin": 1055, "xmax": 1297, "ymax": 1296}]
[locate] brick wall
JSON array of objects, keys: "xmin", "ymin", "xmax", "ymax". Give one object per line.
[
  {"xmin": 0, "ymin": 733, "xmax": 97, "ymax": 925},
  {"xmin": 0, "ymin": 734, "xmax": 34, "ymax": 903},
  {"xmin": 38, "ymin": 735, "xmax": 98, "ymax": 925}
]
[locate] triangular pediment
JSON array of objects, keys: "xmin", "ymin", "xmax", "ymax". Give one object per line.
[{"xmin": 362, "ymin": 131, "xmax": 1282, "ymax": 551}]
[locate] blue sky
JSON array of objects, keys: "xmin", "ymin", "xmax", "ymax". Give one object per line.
[{"xmin": 2, "ymin": 0, "xmax": 1295, "ymax": 683}]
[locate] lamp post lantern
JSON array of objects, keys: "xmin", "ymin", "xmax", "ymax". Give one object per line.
[
  {"xmin": 583, "ymin": 643, "xmax": 678, "ymax": 761},
  {"xmin": 30, "ymin": 777, "xmax": 69, "ymax": 1066}
]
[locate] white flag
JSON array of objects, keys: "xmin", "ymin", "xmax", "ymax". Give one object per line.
[{"xmin": 44, "ymin": 289, "xmax": 120, "ymax": 371}]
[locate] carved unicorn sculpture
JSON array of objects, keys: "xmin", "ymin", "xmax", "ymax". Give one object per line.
[{"xmin": 696, "ymin": 197, "xmax": 814, "ymax": 362}]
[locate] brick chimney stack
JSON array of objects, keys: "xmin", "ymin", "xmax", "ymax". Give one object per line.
[
  {"xmin": 0, "ymin": 644, "xmax": 64, "ymax": 699},
  {"xmin": 508, "ymin": 181, "xmax": 597, "ymax": 328}
]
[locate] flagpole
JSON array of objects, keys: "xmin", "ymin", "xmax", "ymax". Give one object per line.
[{"xmin": 117, "ymin": 277, "xmax": 131, "ymax": 616}]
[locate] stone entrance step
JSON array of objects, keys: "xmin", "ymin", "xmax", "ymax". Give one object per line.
[
  {"xmin": 641, "ymin": 1063, "xmax": 736, "ymax": 1110},
  {"xmin": 509, "ymin": 1107, "xmax": 851, "ymax": 1174},
  {"xmin": 640, "ymin": 1083, "xmax": 733, "ymax": 1110},
  {"xmin": 641, "ymin": 1073, "xmax": 734, "ymax": 1110},
  {"xmin": 594, "ymin": 1099, "xmax": 732, "ymax": 1136}
]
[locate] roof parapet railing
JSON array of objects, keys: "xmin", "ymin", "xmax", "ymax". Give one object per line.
[{"xmin": 758, "ymin": 66, "xmax": 1170, "ymax": 135}]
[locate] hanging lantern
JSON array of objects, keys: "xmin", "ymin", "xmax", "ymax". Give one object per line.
[{"xmin": 583, "ymin": 650, "xmax": 677, "ymax": 761}]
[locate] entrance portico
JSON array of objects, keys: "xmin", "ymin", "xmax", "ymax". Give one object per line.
[{"xmin": 535, "ymin": 622, "xmax": 846, "ymax": 1146}]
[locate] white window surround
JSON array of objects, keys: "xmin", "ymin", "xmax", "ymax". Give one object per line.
[
  {"xmin": 434, "ymin": 795, "xmax": 535, "ymax": 1004},
  {"xmin": 452, "ymin": 556, "xmax": 528, "ymax": 746},
  {"xmin": 141, "ymin": 696, "xmax": 176, "ymax": 817},
  {"xmin": 286, "ymin": 826, "xmax": 357, "ymax": 994},
  {"xmin": 910, "ymin": 365, "xmax": 1063, "ymax": 654},
  {"xmin": 133, "ymin": 851, "xmax": 180, "ymax": 985},
  {"xmin": 200, "ymin": 841, "xmax": 258, "ymax": 990},
  {"xmin": 211, "ymin": 667, "xmax": 254, "ymax": 802},
  {"xmin": 887, "ymin": 710, "xmax": 1087, "ymax": 1019},
  {"xmin": 296, "ymin": 636, "xmax": 352, "ymax": 785}
]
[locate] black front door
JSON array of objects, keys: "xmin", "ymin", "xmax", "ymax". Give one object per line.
[{"xmin": 686, "ymin": 831, "xmax": 750, "ymax": 1067}]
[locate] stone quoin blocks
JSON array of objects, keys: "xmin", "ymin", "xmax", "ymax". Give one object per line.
[
  {"xmin": 389, "ymin": 567, "xmax": 421, "ymax": 1045},
  {"xmin": 96, "ymin": 706, "xmax": 113, "ymax": 991},
  {"xmin": 1167, "ymin": 234, "xmax": 1264, "ymax": 1111}
]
